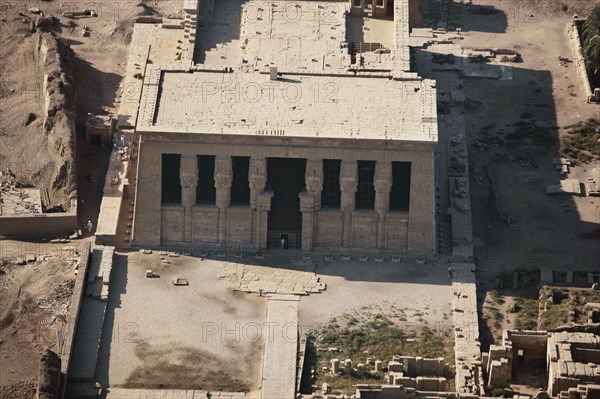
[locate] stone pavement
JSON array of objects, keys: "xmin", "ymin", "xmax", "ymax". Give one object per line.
[
  {"xmin": 260, "ymin": 295, "xmax": 300, "ymax": 399},
  {"xmin": 219, "ymin": 262, "xmax": 326, "ymax": 295},
  {"xmin": 69, "ymin": 247, "xmax": 114, "ymax": 383},
  {"xmin": 451, "ymin": 263, "xmax": 482, "ymax": 395},
  {"xmin": 412, "ymin": 41, "xmax": 474, "ymax": 257},
  {"xmin": 106, "ymin": 388, "xmax": 257, "ymax": 398}
]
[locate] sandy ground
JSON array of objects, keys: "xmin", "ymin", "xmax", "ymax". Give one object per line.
[
  {"xmin": 0, "ymin": 241, "xmax": 83, "ymax": 391},
  {"xmin": 95, "ymin": 252, "xmax": 266, "ymax": 391},
  {"xmin": 91, "ymin": 253, "xmax": 454, "ymax": 391},
  {"xmin": 0, "ymin": 0, "xmax": 180, "ymax": 394},
  {"xmin": 2, "ymin": 0, "xmax": 599, "ymax": 395},
  {"xmin": 429, "ymin": 0, "xmax": 600, "ymax": 276},
  {"xmin": 299, "ymin": 260, "xmax": 454, "ymax": 332},
  {"xmin": 413, "ymin": 3, "xmax": 599, "ymax": 383}
]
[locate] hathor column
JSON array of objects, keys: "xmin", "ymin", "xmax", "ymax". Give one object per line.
[{"xmin": 214, "ymin": 156, "xmax": 232, "ymax": 245}]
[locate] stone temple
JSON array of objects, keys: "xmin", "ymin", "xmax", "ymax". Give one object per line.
[{"xmin": 131, "ymin": 0, "xmax": 438, "ymax": 254}]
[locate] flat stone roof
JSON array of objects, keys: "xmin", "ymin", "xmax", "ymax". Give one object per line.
[
  {"xmin": 240, "ymin": 0, "xmax": 348, "ymax": 71},
  {"xmin": 137, "ymin": 67, "xmax": 438, "ymax": 143}
]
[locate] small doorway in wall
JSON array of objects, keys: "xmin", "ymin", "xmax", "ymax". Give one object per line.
[{"xmin": 280, "ymin": 233, "xmax": 289, "ymax": 249}]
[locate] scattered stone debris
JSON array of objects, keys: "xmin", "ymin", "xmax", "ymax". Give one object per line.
[
  {"xmin": 546, "ymin": 179, "xmax": 582, "ymax": 195},
  {"xmin": 172, "ymin": 277, "xmax": 188, "ymax": 286}
]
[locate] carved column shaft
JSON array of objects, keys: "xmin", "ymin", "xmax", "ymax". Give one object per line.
[
  {"xmin": 374, "ymin": 161, "xmax": 392, "ymax": 249},
  {"xmin": 248, "ymin": 158, "xmax": 267, "ymax": 207},
  {"xmin": 305, "ymin": 159, "xmax": 323, "ymax": 209},
  {"xmin": 180, "ymin": 155, "xmax": 198, "ymax": 242},
  {"xmin": 248, "ymin": 158, "xmax": 267, "ymax": 247},
  {"xmin": 299, "ymin": 192, "xmax": 315, "ymax": 251},
  {"xmin": 255, "ymin": 191, "xmax": 273, "ymax": 250},
  {"xmin": 214, "ymin": 156, "xmax": 232, "ymax": 245},
  {"xmin": 303, "ymin": 159, "xmax": 323, "ymax": 250},
  {"xmin": 340, "ymin": 161, "xmax": 357, "ymax": 248}
]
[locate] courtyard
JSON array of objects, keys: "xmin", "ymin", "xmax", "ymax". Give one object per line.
[{"xmin": 81, "ymin": 251, "xmax": 454, "ymax": 394}]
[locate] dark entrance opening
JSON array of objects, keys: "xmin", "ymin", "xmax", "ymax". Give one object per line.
[
  {"xmin": 280, "ymin": 233, "xmax": 289, "ymax": 249},
  {"xmin": 196, "ymin": 155, "xmax": 216, "ymax": 204},
  {"xmin": 231, "ymin": 156, "xmax": 250, "ymax": 205},
  {"xmin": 161, "ymin": 154, "xmax": 181, "ymax": 204},
  {"xmin": 266, "ymin": 158, "xmax": 306, "ymax": 248},
  {"xmin": 390, "ymin": 161, "xmax": 411, "ymax": 211},
  {"xmin": 90, "ymin": 134, "xmax": 102, "ymax": 146}
]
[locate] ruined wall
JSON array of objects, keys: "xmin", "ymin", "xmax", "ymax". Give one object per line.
[
  {"xmin": 59, "ymin": 242, "xmax": 91, "ymax": 399},
  {"xmin": 356, "ymin": 384, "xmax": 457, "ymax": 399},
  {"xmin": 568, "ymin": 21, "xmax": 594, "ymax": 100},
  {"xmin": 36, "ymin": 32, "xmax": 77, "ymax": 207},
  {"xmin": 0, "ymin": 199, "xmax": 77, "ymax": 237}
]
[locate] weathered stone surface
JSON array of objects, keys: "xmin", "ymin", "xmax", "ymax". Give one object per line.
[{"xmin": 36, "ymin": 348, "xmax": 61, "ymax": 399}]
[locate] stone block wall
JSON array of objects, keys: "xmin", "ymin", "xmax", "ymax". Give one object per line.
[
  {"xmin": 192, "ymin": 206, "xmax": 218, "ymax": 243},
  {"xmin": 316, "ymin": 210, "xmax": 343, "ymax": 248},
  {"xmin": 507, "ymin": 330, "xmax": 548, "ymax": 364},
  {"xmin": 0, "ymin": 199, "xmax": 78, "ymax": 237},
  {"xmin": 161, "ymin": 205, "xmax": 185, "ymax": 242},
  {"xmin": 351, "ymin": 212, "xmax": 378, "ymax": 248},
  {"xmin": 415, "ymin": 377, "xmax": 446, "ymax": 392},
  {"xmin": 547, "ymin": 331, "xmax": 600, "ymax": 397},
  {"xmin": 488, "ymin": 358, "xmax": 511, "ymax": 389},
  {"xmin": 385, "ymin": 213, "xmax": 409, "ymax": 251},
  {"xmin": 133, "ymin": 137, "xmax": 436, "ymax": 254},
  {"xmin": 227, "ymin": 207, "xmax": 253, "ymax": 245},
  {"xmin": 59, "ymin": 242, "xmax": 91, "ymax": 399}
]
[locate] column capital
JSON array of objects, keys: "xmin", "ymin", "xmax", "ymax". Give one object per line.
[
  {"xmin": 248, "ymin": 157, "xmax": 267, "ymax": 191},
  {"xmin": 256, "ymin": 190, "xmax": 274, "ymax": 211},
  {"xmin": 214, "ymin": 156, "xmax": 232, "ymax": 189},
  {"xmin": 305, "ymin": 159, "xmax": 323, "ymax": 193},
  {"xmin": 374, "ymin": 161, "xmax": 392, "ymax": 194},
  {"xmin": 299, "ymin": 191, "xmax": 316, "ymax": 213},
  {"xmin": 180, "ymin": 154, "xmax": 198, "ymax": 189},
  {"xmin": 340, "ymin": 160, "xmax": 357, "ymax": 193}
]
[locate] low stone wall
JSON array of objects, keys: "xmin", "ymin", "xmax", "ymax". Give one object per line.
[
  {"xmin": 356, "ymin": 384, "xmax": 458, "ymax": 399},
  {"xmin": 0, "ymin": 199, "xmax": 77, "ymax": 237},
  {"xmin": 389, "ymin": 356, "xmax": 447, "ymax": 377},
  {"xmin": 59, "ymin": 242, "xmax": 91, "ymax": 399},
  {"xmin": 452, "ymin": 264, "xmax": 482, "ymax": 394},
  {"xmin": 568, "ymin": 20, "xmax": 595, "ymax": 101},
  {"xmin": 95, "ymin": 149, "xmax": 129, "ymax": 246}
]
